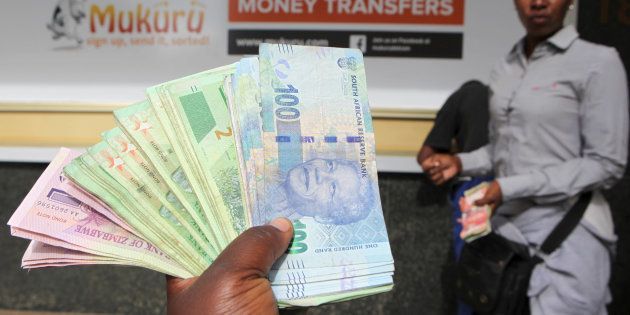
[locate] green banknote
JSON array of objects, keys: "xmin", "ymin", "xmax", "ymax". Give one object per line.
[
  {"xmin": 102, "ymin": 127, "xmax": 218, "ymax": 258},
  {"xmin": 64, "ymin": 153, "xmax": 200, "ymax": 275},
  {"xmin": 114, "ymin": 101, "xmax": 220, "ymax": 250},
  {"xmin": 149, "ymin": 65, "xmax": 249, "ymax": 245},
  {"xmin": 87, "ymin": 141, "xmax": 211, "ymax": 273}
]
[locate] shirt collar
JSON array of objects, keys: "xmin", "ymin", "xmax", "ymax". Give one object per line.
[
  {"xmin": 547, "ymin": 25, "xmax": 579, "ymax": 50},
  {"xmin": 507, "ymin": 25, "xmax": 579, "ymax": 62},
  {"xmin": 507, "ymin": 40, "xmax": 525, "ymax": 64}
]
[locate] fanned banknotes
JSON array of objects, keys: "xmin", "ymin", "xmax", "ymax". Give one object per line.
[{"xmin": 7, "ymin": 44, "xmax": 394, "ymax": 307}]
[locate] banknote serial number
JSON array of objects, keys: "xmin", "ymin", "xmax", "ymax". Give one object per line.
[
  {"xmin": 36, "ymin": 200, "xmax": 73, "ymax": 214},
  {"xmin": 274, "ymin": 85, "xmax": 300, "ymax": 121}
]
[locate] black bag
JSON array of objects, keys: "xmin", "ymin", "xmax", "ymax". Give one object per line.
[{"xmin": 454, "ymin": 192, "xmax": 592, "ymax": 315}]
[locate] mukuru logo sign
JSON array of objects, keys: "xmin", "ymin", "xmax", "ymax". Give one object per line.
[{"xmin": 46, "ymin": 0, "xmax": 210, "ymax": 49}]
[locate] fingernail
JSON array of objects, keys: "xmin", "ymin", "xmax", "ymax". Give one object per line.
[{"xmin": 269, "ymin": 217, "xmax": 291, "ymax": 232}]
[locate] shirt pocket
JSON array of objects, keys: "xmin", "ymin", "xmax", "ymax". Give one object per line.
[
  {"xmin": 523, "ymin": 80, "xmax": 580, "ymax": 123},
  {"xmin": 530, "ymin": 79, "xmax": 577, "ymax": 102}
]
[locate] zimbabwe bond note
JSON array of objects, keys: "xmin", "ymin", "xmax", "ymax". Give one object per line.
[
  {"xmin": 64, "ymin": 153, "xmax": 199, "ymax": 275},
  {"xmin": 114, "ymin": 101, "xmax": 219, "ymax": 247},
  {"xmin": 11, "ymin": 226, "xmax": 102, "ymax": 254},
  {"xmin": 460, "ymin": 182, "xmax": 492, "ymax": 242},
  {"xmin": 60, "ymin": 179, "xmax": 135, "ymax": 234},
  {"xmin": 102, "ymin": 127, "xmax": 217, "ymax": 258},
  {"xmin": 8, "ymin": 148, "xmax": 192, "ymax": 278},
  {"xmin": 157, "ymin": 65, "xmax": 250, "ymax": 240},
  {"xmin": 87, "ymin": 141, "xmax": 212, "ymax": 268},
  {"xmin": 22, "ymin": 241, "xmax": 122, "ymax": 266},
  {"xmin": 66, "ymin": 153, "xmax": 198, "ymax": 272},
  {"xmin": 258, "ymin": 44, "xmax": 393, "ymax": 269},
  {"xmin": 147, "ymin": 65, "xmax": 237, "ymax": 248},
  {"xmin": 223, "ymin": 75, "xmax": 254, "ymax": 221},
  {"xmin": 159, "ymin": 70, "xmax": 247, "ymax": 239},
  {"xmin": 146, "ymin": 87, "xmax": 228, "ymax": 249},
  {"xmin": 12, "ymin": 226, "xmax": 136, "ymax": 269},
  {"xmin": 87, "ymin": 142, "xmax": 211, "ymax": 272}
]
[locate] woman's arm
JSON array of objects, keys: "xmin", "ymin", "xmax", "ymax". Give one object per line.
[
  {"xmin": 457, "ymin": 108, "xmax": 496, "ymax": 176},
  {"xmin": 457, "ymin": 143, "xmax": 494, "ymax": 177},
  {"xmin": 456, "ymin": 67, "xmax": 499, "ymax": 177}
]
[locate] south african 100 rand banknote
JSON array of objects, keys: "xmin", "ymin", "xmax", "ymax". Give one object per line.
[{"xmin": 256, "ymin": 44, "xmax": 393, "ymax": 273}]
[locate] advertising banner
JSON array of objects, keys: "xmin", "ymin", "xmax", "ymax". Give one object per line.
[
  {"xmin": 228, "ymin": 0, "xmax": 464, "ymax": 24},
  {"xmin": 0, "ymin": 0, "xmax": 525, "ymax": 111}
]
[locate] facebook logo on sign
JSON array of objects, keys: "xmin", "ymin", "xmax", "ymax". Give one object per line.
[{"xmin": 349, "ymin": 35, "xmax": 367, "ymax": 53}]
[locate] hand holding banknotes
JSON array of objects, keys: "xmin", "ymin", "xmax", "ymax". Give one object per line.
[
  {"xmin": 166, "ymin": 218, "xmax": 293, "ymax": 315},
  {"xmin": 8, "ymin": 44, "xmax": 395, "ymax": 307},
  {"xmin": 473, "ymin": 180, "xmax": 502, "ymax": 211},
  {"xmin": 420, "ymin": 153, "xmax": 462, "ymax": 185},
  {"xmin": 421, "ymin": 153, "xmax": 502, "ymax": 212}
]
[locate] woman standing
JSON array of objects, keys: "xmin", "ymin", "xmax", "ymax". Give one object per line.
[{"xmin": 422, "ymin": 0, "xmax": 628, "ymax": 313}]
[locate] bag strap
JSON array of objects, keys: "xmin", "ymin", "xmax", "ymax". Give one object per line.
[{"xmin": 536, "ymin": 191, "xmax": 593, "ymax": 260}]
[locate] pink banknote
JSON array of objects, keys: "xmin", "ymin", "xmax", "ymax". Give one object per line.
[{"xmin": 7, "ymin": 148, "xmax": 192, "ymax": 278}]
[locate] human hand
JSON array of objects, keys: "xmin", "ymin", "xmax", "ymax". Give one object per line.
[
  {"xmin": 474, "ymin": 180, "xmax": 503, "ymax": 212},
  {"xmin": 420, "ymin": 153, "xmax": 462, "ymax": 185},
  {"xmin": 416, "ymin": 145, "xmax": 436, "ymax": 166},
  {"xmin": 166, "ymin": 217, "xmax": 294, "ymax": 315}
]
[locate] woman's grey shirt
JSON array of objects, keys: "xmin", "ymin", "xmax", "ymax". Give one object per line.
[
  {"xmin": 459, "ymin": 25, "xmax": 628, "ymax": 242},
  {"xmin": 460, "ymin": 25, "xmax": 627, "ymax": 205}
]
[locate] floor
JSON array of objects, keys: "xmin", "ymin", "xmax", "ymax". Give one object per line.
[{"xmin": 1, "ymin": 162, "xmax": 629, "ymax": 314}]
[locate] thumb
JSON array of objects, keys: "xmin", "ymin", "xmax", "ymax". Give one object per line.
[
  {"xmin": 474, "ymin": 196, "xmax": 491, "ymax": 207},
  {"xmin": 206, "ymin": 217, "xmax": 294, "ymax": 277}
]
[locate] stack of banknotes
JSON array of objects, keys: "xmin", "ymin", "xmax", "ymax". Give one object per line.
[
  {"xmin": 7, "ymin": 44, "xmax": 394, "ymax": 307},
  {"xmin": 459, "ymin": 182, "xmax": 493, "ymax": 242}
]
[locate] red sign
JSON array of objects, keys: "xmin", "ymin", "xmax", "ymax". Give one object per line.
[{"xmin": 229, "ymin": 0, "xmax": 464, "ymax": 25}]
